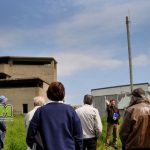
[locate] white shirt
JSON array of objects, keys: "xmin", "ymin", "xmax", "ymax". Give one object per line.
[
  {"xmin": 25, "ymin": 106, "xmax": 40, "ymax": 132},
  {"xmin": 76, "ymin": 104, "xmax": 102, "ymax": 139}
]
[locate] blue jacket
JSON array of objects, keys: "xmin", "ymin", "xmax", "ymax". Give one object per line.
[{"xmin": 26, "ymin": 102, "xmax": 83, "ymax": 150}]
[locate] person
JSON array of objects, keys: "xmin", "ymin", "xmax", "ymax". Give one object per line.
[
  {"xmin": 105, "ymin": 99, "xmax": 120, "ymax": 149},
  {"xmin": 25, "ymin": 96, "xmax": 45, "ymax": 150},
  {"xmin": 76, "ymin": 94, "xmax": 102, "ymax": 150},
  {"xmin": 119, "ymin": 88, "xmax": 150, "ymax": 150},
  {"xmin": 26, "ymin": 81, "xmax": 83, "ymax": 150},
  {"xmin": 0, "ymin": 96, "xmax": 7, "ymax": 149},
  {"xmin": 25, "ymin": 96, "xmax": 45, "ymax": 131}
]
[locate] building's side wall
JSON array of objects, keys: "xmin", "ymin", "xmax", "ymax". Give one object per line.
[
  {"xmin": 92, "ymin": 84, "xmax": 149, "ymax": 116},
  {"xmin": 92, "ymin": 84, "xmax": 149, "ymax": 96},
  {"xmin": 93, "ymin": 96, "xmax": 106, "ymax": 116},
  {"xmin": 38, "ymin": 82, "xmax": 49, "ymax": 103},
  {"xmin": 0, "ymin": 87, "xmax": 47, "ymax": 114},
  {"xmin": 0, "ymin": 61, "xmax": 57, "ymax": 83}
]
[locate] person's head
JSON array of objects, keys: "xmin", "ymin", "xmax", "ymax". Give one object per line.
[
  {"xmin": 83, "ymin": 95, "xmax": 93, "ymax": 105},
  {"xmin": 130, "ymin": 88, "xmax": 146, "ymax": 105},
  {"xmin": 47, "ymin": 81, "xmax": 65, "ymax": 101},
  {"xmin": 110, "ymin": 99, "xmax": 116, "ymax": 106},
  {"xmin": 0, "ymin": 95, "xmax": 7, "ymax": 104},
  {"xmin": 33, "ymin": 96, "xmax": 45, "ymax": 107}
]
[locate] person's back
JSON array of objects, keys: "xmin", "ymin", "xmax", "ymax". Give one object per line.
[
  {"xmin": 25, "ymin": 106, "xmax": 40, "ymax": 131},
  {"xmin": 120, "ymin": 88, "xmax": 150, "ymax": 150},
  {"xmin": 121, "ymin": 101, "xmax": 150, "ymax": 149},
  {"xmin": 33, "ymin": 102, "xmax": 82, "ymax": 150},
  {"xmin": 76, "ymin": 95, "xmax": 102, "ymax": 150},
  {"xmin": 0, "ymin": 96, "xmax": 7, "ymax": 150},
  {"xmin": 25, "ymin": 96, "xmax": 45, "ymax": 150},
  {"xmin": 76, "ymin": 104, "xmax": 102, "ymax": 139},
  {"xmin": 26, "ymin": 81, "xmax": 83, "ymax": 150}
]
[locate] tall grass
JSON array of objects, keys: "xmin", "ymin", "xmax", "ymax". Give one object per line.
[
  {"xmin": 97, "ymin": 116, "xmax": 122, "ymax": 150},
  {"xmin": 4, "ymin": 115, "xmax": 27, "ymax": 150},
  {"xmin": 3, "ymin": 115, "xmax": 122, "ymax": 150}
]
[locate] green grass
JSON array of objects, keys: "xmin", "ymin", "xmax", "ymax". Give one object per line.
[
  {"xmin": 97, "ymin": 116, "xmax": 122, "ymax": 150},
  {"xmin": 3, "ymin": 115, "xmax": 122, "ymax": 150},
  {"xmin": 4, "ymin": 115, "xmax": 27, "ymax": 150}
]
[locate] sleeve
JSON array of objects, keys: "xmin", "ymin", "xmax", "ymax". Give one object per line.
[
  {"xmin": 72, "ymin": 110, "xmax": 83, "ymax": 150},
  {"xmin": 94, "ymin": 109, "xmax": 103, "ymax": 138},
  {"xmin": 0, "ymin": 121, "xmax": 6, "ymax": 132},
  {"xmin": 25, "ymin": 114, "xmax": 29, "ymax": 131},
  {"xmin": 119, "ymin": 110, "xmax": 133, "ymax": 145},
  {"xmin": 26, "ymin": 108, "xmax": 40, "ymax": 149}
]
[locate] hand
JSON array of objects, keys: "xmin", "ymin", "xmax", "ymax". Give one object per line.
[{"xmin": 105, "ymin": 100, "xmax": 110, "ymax": 105}]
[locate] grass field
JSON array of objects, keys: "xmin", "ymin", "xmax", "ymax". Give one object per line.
[{"xmin": 3, "ymin": 115, "xmax": 122, "ymax": 150}]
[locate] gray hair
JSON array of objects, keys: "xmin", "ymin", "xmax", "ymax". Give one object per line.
[{"xmin": 33, "ymin": 96, "xmax": 45, "ymax": 106}]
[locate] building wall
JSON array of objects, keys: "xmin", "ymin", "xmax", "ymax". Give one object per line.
[
  {"xmin": 92, "ymin": 84, "xmax": 149, "ymax": 97},
  {"xmin": 92, "ymin": 83, "xmax": 149, "ymax": 116},
  {"xmin": 0, "ymin": 86, "xmax": 49, "ymax": 114},
  {"xmin": 0, "ymin": 60, "xmax": 57, "ymax": 83},
  {"xmin": 38, "ymin": 82, "xmax": 49, "ymax": 102}
]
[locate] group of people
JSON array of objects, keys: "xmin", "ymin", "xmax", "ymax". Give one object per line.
[
  {"xmin": 25, "ymin": 81, "xmax": 150, "ymax": 150},
  {"xmin": 1, "ymin": 81, "xmax": 149, "ymax": 150}
]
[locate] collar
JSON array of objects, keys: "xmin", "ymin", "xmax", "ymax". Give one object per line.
[{"xmin": 46, "ymin": 100, "xmax": 64, "ymax": 104}]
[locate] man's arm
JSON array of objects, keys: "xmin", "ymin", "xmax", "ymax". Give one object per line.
[{"xmin": 94, "ymin": 109, "xmax": 103, "ymax": 138}]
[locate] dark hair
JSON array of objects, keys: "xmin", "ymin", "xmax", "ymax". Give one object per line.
[
  {"xmin": 47, "ymin": 81, "xmax": 65, "ymax": 101},
  {"xmin": 83, "ymin": 95, "xmax": 93, "ymax": 105},
  {"xmin": 132, "ymin": 88, "xmax": 145, "ymax": 98},
  {"xmin": 110, "ymin": 99, "xmax": 116, "ymax": 103}
]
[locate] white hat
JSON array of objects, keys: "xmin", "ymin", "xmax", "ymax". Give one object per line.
[{"xmin": 0, "ymin": 95, "xmax": 8, "ymax": 104}]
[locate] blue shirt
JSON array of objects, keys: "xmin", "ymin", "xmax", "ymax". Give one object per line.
[{"xmin": 26, "ymin": 102, "xmax": 83, "ymax": 150}]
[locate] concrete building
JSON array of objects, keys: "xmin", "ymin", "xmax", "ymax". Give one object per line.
[
  {"xmin": 0, "ymin": 56, "xmax": 57, "ymax": 113},
  {"xmin": 91, "ymin": 83, "xmax": 150, "ymax": 116}
]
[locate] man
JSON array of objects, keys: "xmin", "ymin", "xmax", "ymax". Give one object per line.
[
  {"xmin": 120, "ymin": 88, "xmax": 150, "ymax": 150},
  {"xmin": 0, "ymin": 96, "xmax": 7, "ymax": 150},
  {"xmin": 76, "ymin": 94, "xmax": 102, "ymax": 150},
  {"xmin": 25, "ymin": 96, "xmax": 45, "ymax": 150},
  {"xmin": 105, "ymin": 99, "xmax": 120, "ymax": 149}
]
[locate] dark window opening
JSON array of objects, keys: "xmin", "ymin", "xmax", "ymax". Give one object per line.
[{"xmin": 23, "ymin": 104, "xmax": 28, "ymax": 113}]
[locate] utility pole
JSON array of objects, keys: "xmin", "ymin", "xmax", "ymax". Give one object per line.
[{"xmin": 126, "ymin": 16, "xmax": 133, "ymax": 93}]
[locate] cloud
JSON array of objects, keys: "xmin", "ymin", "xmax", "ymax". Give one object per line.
[
  {"xmin": 0, "ymin": 0, "xmax": 150, "ymax": 53},
  {"xmin": 52, "ymin": 50, "xmax": 123, "ymax": 77},
  {"xmin": 133, "ymin": 54, "xmax": 149, "ymax": 66}
]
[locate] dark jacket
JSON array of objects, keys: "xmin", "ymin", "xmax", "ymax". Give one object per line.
[
  {"xmin": 0, "ymin": 121, "xmax": 6, "ymax": 149},
  {"xmin": 106, "ymin": 105, "xmax": 120, "ymax": 124},
  {"xmin": 26, "ymin": 102, "xmax": 83, "ymax": 150},
  {"xmin": 120, "ymin": 100, "xmax": 150, "ymax": 150}
]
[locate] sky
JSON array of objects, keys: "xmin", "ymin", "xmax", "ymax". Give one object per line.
[{"xmin": 0, "ymin": 0, "xmax": 150, "ymax": 105}]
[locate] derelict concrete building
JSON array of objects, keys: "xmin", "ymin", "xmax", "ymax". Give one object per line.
[
  {"xmin": 91, "ymin": 83, "xmax": 150, "ymax": 116},
  {"xmin": 0, "ymin": 56, "xmax": 57, "ymax": 113}
]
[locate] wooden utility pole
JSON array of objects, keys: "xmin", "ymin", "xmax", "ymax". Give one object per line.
[{"xmin": 126, "ymin": 16, "xmax": 133, "ymax": 93}]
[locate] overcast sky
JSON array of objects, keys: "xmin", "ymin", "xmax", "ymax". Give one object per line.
[{"xmin": 0, "ymin": 0, "xmax": 150, "ymax": 104}]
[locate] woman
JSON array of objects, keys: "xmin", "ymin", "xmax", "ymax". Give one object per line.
[{"xmin": 26, "ymin": 81, "xmax": 83, "ymax": 150}]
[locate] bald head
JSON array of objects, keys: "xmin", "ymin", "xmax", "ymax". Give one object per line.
[{"xmin": 33, "ymin": 96, "xmax": 45, "ymax": 107}]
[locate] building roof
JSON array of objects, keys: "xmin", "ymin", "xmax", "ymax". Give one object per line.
[
  {"xmin": 0, "ymin": 72, "xmax": 11, "ymax": 79},
  {"xmin": 0, "ymin": 56, "xmax": 57, "ymax": 65},
  {"xmin": 0, "ymin": 77, "xmax": 49, "ymax": 88},
  {"xmin": 91, "ymin": 82, "xmax": 149, "ymax": 91}
]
